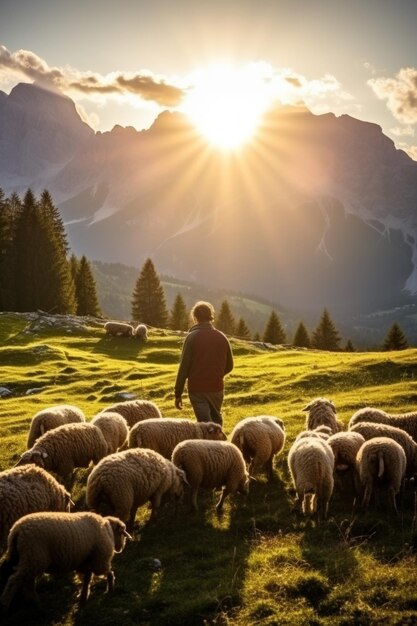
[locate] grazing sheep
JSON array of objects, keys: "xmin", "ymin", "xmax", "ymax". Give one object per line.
[
  {"xmin": 91, "ymin": 412, "xmax": 129, "ymax": 454},
  {"xmin": 16, "ymin": 423, "xmax": 108, "ymax": 480},
  {"xmin": 287, "ymin": 436, "xmax": 335, "ymax": 523},
  {"xmin": 295, "ymin": 425, "xmax": 333, "ymax": 442},
  {"xmin": 350, "ymin": 422, "xmax": 417, "ymax": 478},
  {"xmin": 86, "ymin": 448, "xmax": 187, "ymax": 530},
  {"xmin": 230, "ymin": 415, "xmax": 286, "ymax": 479},
  {"xmin": 0, "ymin": 465, "xmax": 73, "ymax": 555},
  {"xmin": 327, "ymin": 431, "xmax": 366, "ymax": 471},
  {"xmin": 356, "ymin": 437, "xmax": 406, "ymax": 514},
  {"xmin": 128, "ymin": 418, "xmax": 227, "ymax": 459},
  {"xmin": 171, "ymin": 440, "xmax": 250, "ymax": 513},
  {"xmin": 134, "ymin": 324, "xmax": 148, "ymax": 340},
  {"xmin": 27, "ymin": 404, "xmax": 85, "ymax": 448},
  {"xmin": 302, "ymin": 397, "xmax": 343, "ymax": 434},
  {"xmin": 100, "ymin": 399, "xmax": 162, "ymax": 428},
  {"xmin": 349, "ymin": 407, "xmax": 417, "ymax": 442},
  {"xmin": 104, "ymin": 321, "xmax": 134, "ymax": 337},
  {"xmin": 0, "ymin": 511, "xmax": 131, "ymax": 610}
]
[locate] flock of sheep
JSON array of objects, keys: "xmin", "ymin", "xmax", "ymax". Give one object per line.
[
  {"xmin": 1, "ymin": 396, "xmax": 417, "ymax": 612},
  {"xmin": 104, "ymin": 321, "xmax": 148, "ymax": 340}
]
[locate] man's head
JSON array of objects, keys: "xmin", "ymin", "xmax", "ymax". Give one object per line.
[{"xmin": 191, "ymin": 301, "xmax": 215, "ymax": 323}]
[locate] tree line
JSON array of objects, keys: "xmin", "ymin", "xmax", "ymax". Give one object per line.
[{"xmin": 0, "ymin": 188, "xmax": 410, "ymax": 351}]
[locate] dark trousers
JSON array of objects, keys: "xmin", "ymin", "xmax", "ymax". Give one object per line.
[{"xmin": 188, "ymin": 391, "xmax": 224, "ymax": 425}]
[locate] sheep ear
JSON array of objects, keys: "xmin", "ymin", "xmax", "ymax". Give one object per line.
[
  {"xmin": 42, "ymin": 452, "xmax": 48, "ymax": 458},
  {"xmin": 249, "ymin": 475, "xmax": 258, "ymax": 482},
  {"xmin": 122, "ymin": 529, "xmax": 133, "ymax": 540},
  {"xmin": 302, "ymin": 401, "xmax": 313, "ymax": 411},
  {"xmin": 180, "ymin": 470, "xmax": 190, "ymax": 486},
  {"xmin": 207, "ymin": 426, "xmax": 214, "ymax": 433}
]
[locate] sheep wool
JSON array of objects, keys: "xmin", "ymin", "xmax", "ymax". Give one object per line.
[
  {"xmin": 172, "ymin": 440, "xmax": 250, "ymax": 513},
  {"xmin": 356, "ymin": 437, "xmax": 406, "ymax": 514},
  {"xmin": 91, "ymin": 412, "xmax": 129, "ymax": 454},
  {"xmin": 327, "ymin": 431, "xmax": 366, "ymax": 471},
  {"xmin": 0, "ymin": 465, "xmax": 72, "ymax": 555},
  {"xmin": 349, "ymin": 407, "xmax": 417, "ymax": 442},
  {"xmin": 350, "ymin": 422, "xmax": 417, "ymax": 478},
  {"xmin": 230, "ymin": 415, "xmax": 286, "ymax": 479},
  {"xmin": 302, "ymin": 397, "xmax": 343, "ymax": 434},
  {"xmin": 287, "ymin": 435, "xmax": 334, "ymax": 523},
  {"xmin": 0, "ymin": 511, "xmax": 130, "ymax": 609},
  {"xmin": 16, "ymin": 422, "xmax": 108, "ymax": 479},
  {"xmin": 27, "ymin": 404, "xmax": 85, "ymax": 448},
  {"xmin": 128, "ymin": 418, "xmax": 227, "ymax": 459},
  {"xmin": 104, "ymin": 321, "xmax": 134, "ymax": 337},
  {"xmin": 134, "ymin": 324, "xmax": 148, "ymax": 340},
  {"xmin": 86, "ymin": 448, "xmax": 187, "ymax": 530},
  {"xmin": 100, "ymin": 399, "xmax": 162, "ymax": 428}
]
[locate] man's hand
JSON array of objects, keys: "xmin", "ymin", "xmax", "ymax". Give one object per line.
[{"xmin": 175, "ymin": 396, "xmax": 183, "ymax": 410}]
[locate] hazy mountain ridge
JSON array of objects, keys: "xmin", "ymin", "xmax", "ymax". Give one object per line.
[{"xmin": 1, "ymin": 82, "xmax": 417, "ymax": 319}]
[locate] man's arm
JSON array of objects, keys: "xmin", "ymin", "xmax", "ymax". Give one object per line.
[{"xmin": 174, "ymin": 334, "xmax": 194, "ymax": 402}]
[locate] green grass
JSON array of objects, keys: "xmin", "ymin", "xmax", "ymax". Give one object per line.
[{"xmin": 1, "ymin": 312, "xmax": 417, "ymax": 625}]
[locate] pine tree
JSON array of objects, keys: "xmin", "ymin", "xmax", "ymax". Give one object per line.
[
  {"xmin": 312, "ymin": 309, "xmax": 341, "ymax": 351},
  {"xmin": 292, "ymin": 322, "xmax": 311, "ymax": 348},
  {"xmin": 235, "ymin": 317, "xmax": 251, "ymax": 340},
  {"xmin": 131, "ymin": 258, "xmax": 168, "ymax": 327},
  {"xmin": 13, "ymin": 188, "xmax": 42, "ymax": 311},
  {"xmin": 215, "ymin": 300, "xmax": 235, "ymax": 335},
  {"xmin": 344, "ymin": 339, "xmax": 355, "ymax": 352},
  {"xmin": 383, "ymin": 322, "xmax": 408, "ymax": 351},
  {"xmin": 69, "ymin": 254, "xmax": 80, "ymax": 282},
  {"xmin": 253, "ymin": 331, "xmax": 261, "ymax": 342},
  {"xmin": 170, "ymin": 293, "xmax": 188, "ymax": 331},
  {"xmin": 0, "ymin": 188, "xmax": 14, "ymax": 310},
  {"xmin": 75, "ymin": 255, "xmax": 101, "ymax": 316},
  {"xmin": 263, "ymin": 310, "xmax": 286, "ymax": 344}
]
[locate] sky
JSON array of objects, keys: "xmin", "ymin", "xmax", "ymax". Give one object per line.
[{"xmin": 1, "ymin": 0, "xmax": 417, "ymax": 157}]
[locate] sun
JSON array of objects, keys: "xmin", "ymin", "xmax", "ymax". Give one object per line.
[{"xmin": 182, "ymin": 63, "xmax": 269, "ymax": 150}]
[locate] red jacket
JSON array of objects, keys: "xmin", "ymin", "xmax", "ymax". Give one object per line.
[{"xmin": 174, "ymin": 322, "xmax": 234, "ymax": 396}]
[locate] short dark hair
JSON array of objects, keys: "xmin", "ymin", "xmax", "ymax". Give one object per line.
[{"xmin": 191, "ymin": 301, "xmax": 214, "ymax": 322}]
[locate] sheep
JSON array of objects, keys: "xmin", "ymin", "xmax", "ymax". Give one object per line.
[
  {"xmin": 104, "ymin": 321, "xmax": 134, "ymax": 337},
  {"xmin": 27, "ymin": 404, "xmax": 85, "ymax": 448},
  {"xmin": 0, "ymin": 465, "xmax": 73, "ymax": 555},
  {"xmin": 128, "ymin": 418, "xmax": 227, "ymax": 459},
  {"xmin": 287, "ymin": 435, "xmax": 335, "ymax": 523},
  {"xmin": 100, "ymin": 399, "xmax": 162, "ymax": 429},
  {"xmin": 16, "ymin": 422, "xmax": 108, "ymax": 480},
  {"xmin": 171, "ymin": 440, "xmax": 250, "ymax": 513},
  {"xmin": 0, "ymin": 511, "xmax": 131, "ymax": 610},
  {"xmin": 230, "ymin": 415, "xmax": 286, "ymax": 479},
  {"xmin": 327, "ymin": 431, "xmax": 366, "ymax": 472},
  {"xmin": 134, "ymin": 323, "xmax": 148, "ymax": 340},
  {"xmin": 91, "ymin": 412, "xmax": 129, "ymax": 454},
  {"xmin": 356, "ymin": 437, "xmax": 407, "ymax": 514},
  {"xmin": 302, "ymin": 397, "xmax": 343, "ymax": 434},
  {"xmin": 350, "ymin": 422, "xmax": 417, "ymax": 478},
  {"xmin": 86, "ymin": 448, "xmax": 187, "ymax": 530},
  {"xmin": 295, "ymin": 425, "xmax": 333, "ymax": 442},
  {"xmin": 349, "ymin": 407, "xmax": 417, "ymax": 442}
]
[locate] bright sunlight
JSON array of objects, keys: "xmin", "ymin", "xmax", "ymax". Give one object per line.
[{"xmin": 182, "ymin": 63, "xmax": 270, "ymax": 150}]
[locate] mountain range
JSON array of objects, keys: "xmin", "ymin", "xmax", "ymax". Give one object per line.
[{"xmin": 1, "ymin": 81, "xmax": 417, "ymax": 322}]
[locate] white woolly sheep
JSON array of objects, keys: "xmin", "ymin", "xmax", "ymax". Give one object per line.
[
  {"xmin": 349, "ymin": 407, "xmax": 417, "ymax": 442},
  {"xmin": 86, "ymin": 448, "xmax": 187, "ymax": 530},
  {"xmin": 171, "ymin": 440, "xmax": 250, "ymax": 513},
  {"xmin": 295, "ymin": 425, "xmax": 333, "ymax": 442},
  {"xmin": 350, "ymin": 422, "xmax": 417, "ymax": 478},
  {"xmin": 327, "ymin": 431, "xmax": 366, "ymax": 472},
  {"xmin": 91, "ymin": 412, "xmax": 129, "ymax": 454},
  {"xmin": 230, "ymin": 415, "xmax": 286, "ymax": 479},
  {"xmin": 27, "ymin": 404, "xmax": 85, "ymax": 448},
  {"xmin": 287, "ymin": 435, "xmax": 335, "ymax": 523},
  {"xmin": 0, "ymin": 511, "xmax": 131, "ymax": 610},
  {"xmin": 100, "ymin": 399, "xmax": 162, "ymax": 428},
  {"xmin": 128, "ymin": 418, "xmax": 227, "ymax": 459},
  {"xmin": 0, "ymin": 465, "xmax": 73, "ymax": 555},
  {"xmin": 302, "ymin": 397, "xmax": 343, "ymax": 433},
  {"xmin": 16, "ymin": 422, "xmax": 108, "ymax": 479},
  {"xmin": 104, "ymin": 321, "xmax": 134, "ymax": 337},
  {"xmin": 134, "ymin": 324, "xmax": 148, "ymax": 340},
  {"xmin": 356, "ymin": 437, "xmax": 407, "ymax": 514}
]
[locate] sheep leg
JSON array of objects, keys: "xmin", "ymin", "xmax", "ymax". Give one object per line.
[
  {"xmin": 106, "ymin": 570, "xmax": 115, "ymax": 593},
  {"xmin": 216, "ymin": 488, "xmax": 229, "ymax": 514},
  {"xmin": 361, "ymin": 482, "xmax": 372, "ymax": 509},
  {"xmin": 149, "ymin": 494, "xmax": 162, "ymax": 522},
  {"xmin": 79, "ymin": 571, "xmax": 92, "ymax": 605},
  {"xmin": 266, "ymin": 455, "xmax": 274, "ymax": 481},
  {"xmin": 0, "ymin": 570, "xmax": 29, "ymax": 611},
  {"xmin": 388, "ymin": 486, "xmax": 399, "ymax": 515},
  {"xmin": 191, "ymin": 487, "xmax": 199, "ymax": 511},
  {"xmin": 128, "ymin": 506, "xmax": 138, "ymax": 533}
]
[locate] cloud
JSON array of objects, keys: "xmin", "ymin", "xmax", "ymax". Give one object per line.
[
  {"xmin": 390, "ymin": 126, "xmax": 415, "ymax": 137},
  {"xmin": 0, "ymin": 45, "xmax": 185, "ymax": 107},
  {"xmin": 368, "ymin": 67, "xmax": 417, "ymax": 124},
  {"xmin": 397, "ymin": 142, "xmax": 417, "ymax": 160}
]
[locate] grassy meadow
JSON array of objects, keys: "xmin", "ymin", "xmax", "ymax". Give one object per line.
[{"xmin": 1, "ymin": 312, "xmax": 417, "ymax": 625}]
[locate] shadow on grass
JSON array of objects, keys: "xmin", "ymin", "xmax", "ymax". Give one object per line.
[{"xmin": 91, "ymin": 337, "xmax": 145, "ymax": 361}]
